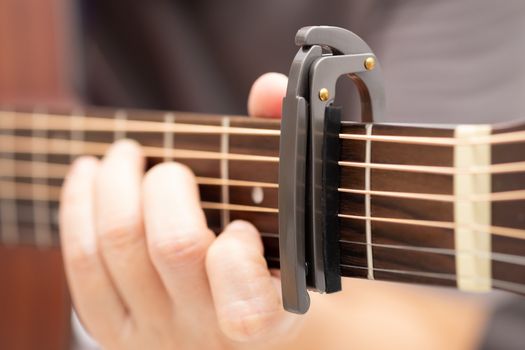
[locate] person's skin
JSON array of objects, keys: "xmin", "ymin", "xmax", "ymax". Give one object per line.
[{"xmin": 60, "ymin": 72, "xmax": 489, "ymax": 350}]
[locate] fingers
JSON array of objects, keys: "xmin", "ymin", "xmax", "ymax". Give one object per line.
[
  {"xmin": 206, "ymin": 221, "xmax": 299, "ymax": 342},
  {"xmin": 95, "ymin": 140, "xmax": 169, "ymax": 320},
  {"xmin": 60, "ymin": 157, "xmax": 128, "ymax": 342},
  {"xmin": 142, "ymin": 162, "xmax": 215, "ymax": 312},
  {"xmin": 247, "ymin": 72, "xmax": 288, "ymax": 118}
]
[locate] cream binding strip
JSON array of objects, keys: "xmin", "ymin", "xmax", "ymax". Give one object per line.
[{"xmin": 454, "ymin": 125, "xmax": 492, "ymax": 291}]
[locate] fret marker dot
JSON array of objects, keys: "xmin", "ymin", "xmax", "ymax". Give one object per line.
[{"xmin": 251, "ymin": 186, "xmax": 264, "ymax": 204}]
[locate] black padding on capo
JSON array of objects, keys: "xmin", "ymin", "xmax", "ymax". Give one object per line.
[{"xmin": 322, "ymin": 105, "xmax": 342, "ymax": 293}]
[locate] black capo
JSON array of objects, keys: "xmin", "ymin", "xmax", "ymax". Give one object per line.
[{"xmin": 278, "ymin": 26, "xmax": 385, "ymax": 314}]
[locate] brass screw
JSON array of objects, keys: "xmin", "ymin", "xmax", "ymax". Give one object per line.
[
  {"xmin": 364, "ymin": 56, "xmax": 376, "ymax": 71},
  {"xmin": 319, "ymin": 88, "xmax": 330, "ymax": 101}
]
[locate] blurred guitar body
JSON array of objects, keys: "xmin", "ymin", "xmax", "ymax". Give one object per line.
[{"xmin": 0, "ymin": 0, "xmax": 78, "ymax": 348}]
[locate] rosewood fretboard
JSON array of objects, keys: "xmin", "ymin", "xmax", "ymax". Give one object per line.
[{"xmin": 1, "ymin": 107, "xmax": 524, "ymax": 295}]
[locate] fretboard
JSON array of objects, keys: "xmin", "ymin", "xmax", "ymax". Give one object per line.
[{"xmin": 1, "ymin": 107, "xmax": 524, "ymax": 296}]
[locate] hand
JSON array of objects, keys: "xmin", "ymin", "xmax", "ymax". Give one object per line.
[
  {"xmin": 60, "ymin": 72, "xmax": 487, "ymax": 350},
  {"xmin": 60, "ymin": 73, "xmax": 307, "ymax": 350}
]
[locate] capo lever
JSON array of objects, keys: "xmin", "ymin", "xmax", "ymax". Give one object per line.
[{"xmin": 278, "ymin": 26, "xmax": 385, "ymax": 314}]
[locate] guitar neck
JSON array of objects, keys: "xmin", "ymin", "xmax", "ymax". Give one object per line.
[{"xmin": 1, "ymin": 107, "xmax": 524, "ymax": 295}]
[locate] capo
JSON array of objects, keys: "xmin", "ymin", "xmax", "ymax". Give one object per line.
[{"xmin": 279, "ymin": 26, "xmax": 386, "ymax": 314}]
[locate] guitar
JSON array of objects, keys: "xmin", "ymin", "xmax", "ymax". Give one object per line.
[
  {"xmin": 1, "ymin": 2, "xmax": 524, "ymax": 347},
  {"xmin": 1, "ymin": 106, "xmax": 524, "ymax": 296}
]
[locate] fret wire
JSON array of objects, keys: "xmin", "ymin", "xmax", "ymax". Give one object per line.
[
  {"xmin": 341, "ymin": 240, "xmax": 525, "ymax": 266},
  {"xmin": 220, "ymin": 117, "xmax": 231, "ymax": 228},
  {"xmin": 0, "ymin": 110, "xmax": 19, "ymax": 244},
  {"xmin": 163, "ymin": 113, "xmax": 175, "ymax": 162},
  {"xmin": 31, "ymin": 110, "xmax": 52, "ymax": 247},
  {"xmin": 364, "ymin": 124, "xmax": 374, "ymax": 280},
  {"xmin": 70, "ymin": 110, "xmax": 85, "ymax": 159},
  {"xmin": 114, "ymin": 110, "xmax": 127, "ymax": 141}
]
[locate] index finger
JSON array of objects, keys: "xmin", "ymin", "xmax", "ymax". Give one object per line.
[
  {"xmin": 59, "ymin": 156, "xmax": 128, "ymax": 343},
  {"xmin": 247, "ymin": 73, "xmax": 288, "ymax": 118}
]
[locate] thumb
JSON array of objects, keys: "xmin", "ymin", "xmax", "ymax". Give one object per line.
[{"xmin": 247, "ymin": 73, "xmax": 288, "ymax": 119}]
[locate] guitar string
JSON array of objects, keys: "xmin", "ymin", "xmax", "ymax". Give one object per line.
[
  {"xmin": 3, "ymin": 113, "xmax": 524, "ymax": 291},
  {"xmin": 338, "ymin": 160, "xmax": 525, "ymax": 175},
  {"xmin": 338, "ymin": 213, "xmax": 525, "ymax": 240},
  {"xmin": 4, "ymin": 179, "xmax": 525, "ymax": 272},
  {"xmin": 264, "ymin": 232, "xmax": 525, "ymax": 267},
  {"xmin": 340, "ymin": 240, "xmax": 525, "ymax": 266},
  {"xmin": 340, "ymin": 264, "xmax": 525, "ymax": 295},
  {"xmin": 3, "ymin": 110, "xmax": 525, "ymax": 146},
  {"xmin": 2, "ymin": 179, "xmax": 525, "ymax": 241},
  {"xmin": 3, "ymin": 184, "xmax": 525, "ymax": 292},
  {"xmin": 339, "ymin": 128, "xmax": 525, "ymax": 146},
  {"xmin": 0, "ymin": 180, "xmax": 278, "ymax": 214},
  {"xmin": 0, "ymin": 135, "xmax": 279, "ymax": 162},
  {"xmin": 4, "ymin": 179, "xmax": 525, "ymax": 275},
  {"xmin": 0, "ymin": 111, "xmax": 281, "ymax": 136},
  {"xmin": 4, "ymin": 158, "xmax": 525, "ymax": 203},
  {"xmin": 2, "ymin": 115, "xmax": 525, "ymax": 246},
  {"xmin": 2, "ymin": 158, "xmax": 525, "ymax": 202},
  {"xmin": 3, "ymin": 135, "xmax": 525, "ymax": 176}
]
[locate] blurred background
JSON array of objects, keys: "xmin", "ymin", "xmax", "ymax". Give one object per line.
[{"xmin": 1, "ymin": 0, "xmax": 525, "ymax": 349}]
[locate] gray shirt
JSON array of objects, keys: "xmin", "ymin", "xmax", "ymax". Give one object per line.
[{"xmin": 82, "ymin": 0, "xmax": 525, "ymax": 124}]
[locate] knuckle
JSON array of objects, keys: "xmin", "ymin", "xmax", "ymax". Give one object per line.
[
  {"xmin": 206, "ymin": 237, "xmax": 235, "ymax": 266},
  {"xmin": 207, "ymin": 235, "xmax": 262, "ymax": 270},
  {"xmin": 66, "ymin": 245, "xmax": 100, "ymax": 272},
  {"xmin": 218, "ymin": 306, "xmax": 278, "ymax": 342},
  {"xmin": 98, "ymin": 216, "xmax": 144, "ymax": 250},
  {"xmin": 150, "ymin": 229, "xmax": 212, "ymax": 267}
]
